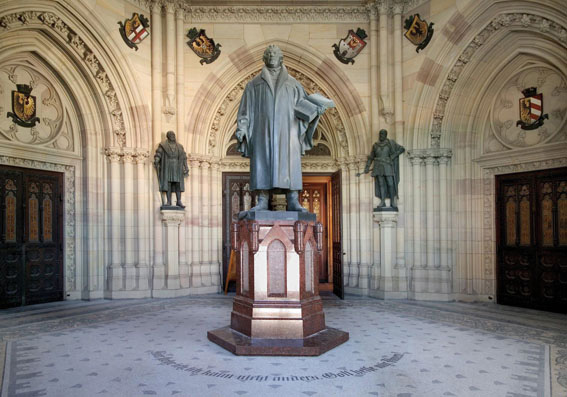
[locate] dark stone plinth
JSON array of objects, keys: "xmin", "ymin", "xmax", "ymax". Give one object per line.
[
  {"xmin": 373, "ymin": 206, "xmax": 398, "ymax": 212},
  {"xmin": 240, "ymin": 210, "xmax": 316, "ymax": 222},
  {"xmin": 160, "ymin": 205, "xmax": 186, "ymax": 210},
  {"xmin": 208, "ymin": 326, "xmax": 349, "ymax": 356}
]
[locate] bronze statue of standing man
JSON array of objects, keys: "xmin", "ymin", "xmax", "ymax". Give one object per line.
[
  {"xmin": 357, "ymin": 129, "xmax": 405, "ymax": 210},
  {"xmin": 235, "ymin": 44, "xmax": 329, "ymax": 215},
  {"xmin": 154, "ymin": 131, "xmax": 189, "ymax": 208}
]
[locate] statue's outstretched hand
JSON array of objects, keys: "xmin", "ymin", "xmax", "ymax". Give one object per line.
[{"xmin": 317, "ymin": 106, "xmax": 326, "ymax": 116}]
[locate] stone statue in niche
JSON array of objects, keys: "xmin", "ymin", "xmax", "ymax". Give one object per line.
[
  {"xmin": 356, "ymin": 129, "xmax": 405, "ymax": 211},
  {"xmin": 154, "ymin": 131, "xmax": 189, "ymax": 209},
  {"xmin": 235, "ymin": 44, "xmax": 334, "ymax": 218}
]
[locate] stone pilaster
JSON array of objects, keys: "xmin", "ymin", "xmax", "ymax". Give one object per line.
[
  {"xmin": 370, "ymin": 211, "xmax": 407, "ymax": 299},
  {"xmin": 153, "ymin": 209, "xmax": 185, "ymax": 297}
]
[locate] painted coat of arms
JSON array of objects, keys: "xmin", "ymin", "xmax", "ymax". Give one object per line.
[
  {"xmin": 332, "ymin": 28, "xmax": 367, "ymax": 65},
  {"xmin": 404, "ymin": 14, "xmax": 434, "ymax": 52},
  {"xmin": 516, "ymin": 87, "xmax": 548, "ymax": 130},
  {"xmin": 118, "ymin": 13, "xmax": 150, "ymax": 51},
  {"xmin": 187, "ymin": 28, "xmax": 221, "ymax": 65},
  {"xmin": 7, "ymin": 84, "xmax": 40, "ymax": 128}
]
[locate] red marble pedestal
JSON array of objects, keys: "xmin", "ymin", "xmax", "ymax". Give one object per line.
[{"xmin": 208, "ymin": 211, "xmax": 348, "ymax": 356}]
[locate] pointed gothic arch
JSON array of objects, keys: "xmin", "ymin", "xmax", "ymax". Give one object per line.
[{"xmin": 185, "ymin": 39, "xmax": 368, "ymax": 160}]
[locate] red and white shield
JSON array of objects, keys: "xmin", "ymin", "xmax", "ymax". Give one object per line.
[
  {"xmin": 520, "ymin": 93, "xmax": 543, "ymax": 125},
  {"xmin": 517, "ymin": 87, "xmax": 548, "ymax": 130},
  {"xmin": 128, "ymin": 24, "xmax": 149, "ymax": 44}
]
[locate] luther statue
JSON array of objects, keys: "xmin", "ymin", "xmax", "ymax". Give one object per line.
[
  {"xmin": 235, "ymin": 45, "xmax": 331, "ymax": 214},
  {"xmin": 154, "ymin": 131, "xmax": 189, "ymax": 208}
]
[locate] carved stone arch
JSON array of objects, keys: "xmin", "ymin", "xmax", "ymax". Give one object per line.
[
  {"xmin": 0, "ymin": 49, "xmax": 82, "ymax": 157},
  {"xmin": 0, "ymin": 1, "xmax": 150, "ymax": 149},
  {"xmin": 405, "ymin": 0, "xmax": 567, "ymax": 150},
  {"xmin": 186, "ymin": 39, "xmax": 367, "ymax": 159}
]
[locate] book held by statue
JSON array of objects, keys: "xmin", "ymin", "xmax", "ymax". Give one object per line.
[{"xmin": 295, "ymin": 93, "xmax": 335, "ymax": 122}]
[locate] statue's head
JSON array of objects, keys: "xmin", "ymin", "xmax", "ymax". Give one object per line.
[
  {"xmin": 379, "ymin": 129, "xmax": 388, "ymax": 141},
  {"xmin": 263, "ymin": 45, "xmax": 283, "ymax": 68},
  {"xmin": 166, "ymin": 130, "xmax": 176, "ymax": 142}
]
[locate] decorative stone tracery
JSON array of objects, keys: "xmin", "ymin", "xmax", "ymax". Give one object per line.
[
  {"xmin": 431, "ymin": 13, "xmax": 567, "ymax": 144},
  {"xmin": 0, "ymin": 11, "xmax": 127, "ymax": 146}
]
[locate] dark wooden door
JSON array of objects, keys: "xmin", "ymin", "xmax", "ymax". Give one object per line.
[
  {"xmin": 496, "ymin": 167, "xmax": 567, "ymax": 313},
  {"xmin": 331, "ymin": 170, "xmax": 344, "ymax": 299},
  {"xmin": 221, "ymin": 173, "xmax": 260, "ymax": 291},
  {"xmin": 0, "ymin": 166, "xmax": 64, "ymax": 308},
  {"xmin": 300, "ymin": 183, "xmax": 328, "ymax": 281}
]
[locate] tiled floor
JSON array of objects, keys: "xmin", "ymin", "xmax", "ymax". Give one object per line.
[{"xmin": 0, "ymin": 295, "xmax": 565, "ymax": 397}]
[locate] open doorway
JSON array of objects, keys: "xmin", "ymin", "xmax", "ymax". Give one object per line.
[{"xmin": 221, "ymin": 171, "xmax": 343, "ymax": 298}]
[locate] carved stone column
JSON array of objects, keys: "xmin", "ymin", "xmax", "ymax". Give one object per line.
[
  {"xmin": 439, "ymin": 155, "xmax": 451, "ymax": 269},
  {"xmin": 337, "ymin": 159, "xmax": 350, "ymax": 285},
  {"xmin": 408, "ymin": 148, "xmax": 452, "ymax": 300},
  {"xmin": 189, "ymin": 159, "xmax": 202, "ymax": 287},
  {"xmin": 409, "ymin": 155, "xmax": 423, "ymax": 269},
  {"xmin": 105, "ymin": 148, "xmax": 123, "ymax": 293},
  {"xmin": 425, "ymin": 156, "xmax": 435, "ymax": 268},
  {"xmin": 200, "ymin": 160, "xmax": 212, "ymax": 286},
  {"xmin": 122, "ymin": 148, "xmax": 136, "ymax": 290},
  {"xmin": 210, "ymin": 161, "xmax": 222, "ymax": 287},
  {"xmin": 164, "ymin": 0, "xmax": 176, "ymax": 115},
  {"xmin": 368, "ymin": 3, "xmax": 379, "ymax": 140},
  {"xmin": 378, "ymin": 0, "xmax": 392, "ymax": 130},
  {"xmin": 136, "ymin": 152, "xmax": 150, "ymax": 292},
  {"xmin": 347, "ymin": 160, "xmax": 359, "ymax": 288},
  {"xmin": 154, "ymin": 209, "xmax": 185, "ymax": 297},
  {"xmin": 150, "ymin": 0, "xmax": 164, "ymax": 282},
  {"xmin": 175, "ymin": 6, "xmax": 184, "ymax": 135}
]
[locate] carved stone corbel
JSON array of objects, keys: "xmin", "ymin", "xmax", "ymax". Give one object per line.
[
  {"xmin": 230, "ymin": 222, "xmax": 239, "ymax": 251},
  {"xmin": 248, "ymin": 221, "xmax": 259, "ymax": 254}
]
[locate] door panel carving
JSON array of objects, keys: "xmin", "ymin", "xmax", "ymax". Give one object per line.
[{"xmin": 0, "ymin": 165, "xmax": 63, "ymax": 308}]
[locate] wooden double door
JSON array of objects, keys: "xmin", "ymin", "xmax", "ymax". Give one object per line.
[
  {"xmin": 496, "ymin": 167, "xmax": 567, "ymax": 313},
  {"xmin": 0, "ymin": 166, "xmax": 64, "ymax": 309},
  {"xmin": 222, "ymin": 172, "xmax": 344, "ymax": 298}
]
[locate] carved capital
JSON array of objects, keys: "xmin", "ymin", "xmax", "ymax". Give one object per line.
[
  {"xmin": 104, "ymin": 147, "xmax": 122, "ymax": 163},
  {"xmin": 135, "ymin": 150, "xmax": 150, "ymax": 164},
  {"xmin": 164, "ymin": 0, "xmax": 176, "ymax": 13},
  {"xmin": 122, "ymin": 148, "xmax": 136, "ymax": 163}
]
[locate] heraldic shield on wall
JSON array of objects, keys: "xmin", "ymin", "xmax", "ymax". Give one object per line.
[
  {"xmin": 404, "ymin": 14, "xmax": 434, "ymax": 52},
  {"xmin": 517, "ymin": 87, "xmax": 549, "ymax": 130},
  {"xmin": 118, "ymin": 13, "xmax": 150, "ymax": 51},
  {"xmin": 7, "ymin": 84, "xmax": 40, "ymax": 128},
  {"xmin": 332, "ymin": 28, "xmax": 367, "ymax": 65},
  {"xmin": 187, "ymin": 28, "xmax": 221, "ymax": 65}
]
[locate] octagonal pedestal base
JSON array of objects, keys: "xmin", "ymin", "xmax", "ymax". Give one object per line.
[{"xmin": 207, "ymin": 326, "xmax": 349, "ymax": 356}]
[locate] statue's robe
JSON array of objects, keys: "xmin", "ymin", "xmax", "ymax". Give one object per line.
[
  {"xmin": 154, "ymin": 140, "xmax": 188, "ymax": 192},
  {"xmin": 237, "ymin": 65, "xmax": 320, "ymax": 191}
]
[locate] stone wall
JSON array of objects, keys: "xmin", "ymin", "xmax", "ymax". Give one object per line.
[{"xmin": 0, "ymin": 0, "xmax": 565, "ymax": 302}]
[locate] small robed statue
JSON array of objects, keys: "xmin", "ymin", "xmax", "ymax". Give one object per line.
[
  {"xmin": 357, "ymin": 129, "xmax": 405, "ymax": 211},
  {"xmin": 154, "ymin": 131, "xmax": 189, "ymax": 209}
]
